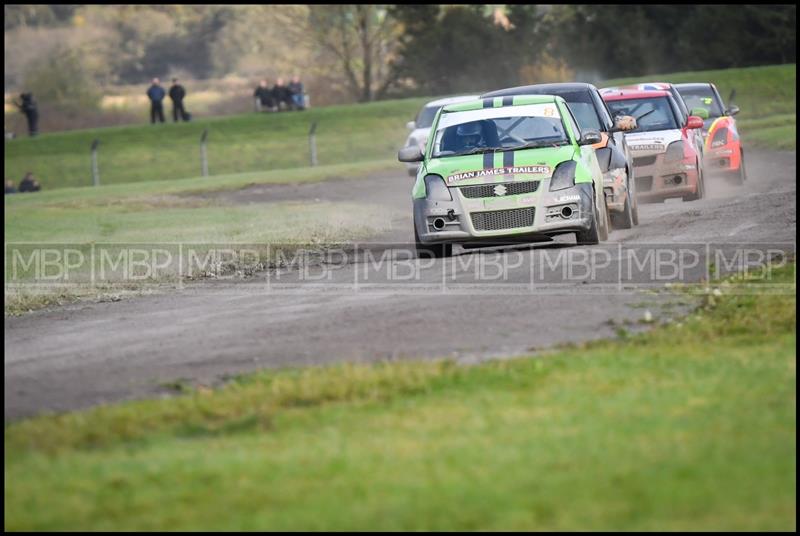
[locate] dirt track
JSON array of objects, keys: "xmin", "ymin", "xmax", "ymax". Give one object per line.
[{"xmin": 4, "ymin": 149, "xmax": 796, "ymax": 420}]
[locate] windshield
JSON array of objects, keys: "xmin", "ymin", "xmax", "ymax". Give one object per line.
[
  {"xmin": 676, "ymin": 86, "xmax": 723, "ymax": 118},
  {"xmin": 415, "ymin": 105, "xmax": 440, "ymax": 129},
  {"xmin": 605, "ymin": 97, "xmax": 679, "ymax": 133},
  {"xmin": 554, "ymin": 90, "xmax": 604, "ymax": 132},
  {"xmin": 431, "ymin": 103, "xmax": 570, "ymax": 158}
]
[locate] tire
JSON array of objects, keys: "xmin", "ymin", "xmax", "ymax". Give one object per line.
[
  {"xmin": 629, "ymin": 168, "xmax": 640, "ymax": 225},
  {"xmin": 414, "ymin": 219, "xmax": 452, "ymax": 258},
  {"xmin": 682, "ymin": 159, "xmax": 705, "ymax": 202},
  {"xmin": 610, "ymin": 190, "xmax": 634, "ymax": 230},
  {"xmin": 733, "ymin": 150, "xmax": 746, "ymax": 185},
  {"xmin": 599, "ymin": 189, "xmax": 610, "ymax": 241},
  {"xmin": 576, "ymin": 189, "xmax": 604, "ymax": 245}
]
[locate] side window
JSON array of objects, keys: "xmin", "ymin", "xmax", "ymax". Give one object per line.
[
  {"xmin": 562, "ymin": 105, "xmax": 582, "ymax": 141},
  {"xmin": 592, "ymin": 90, "xmax": 614, "ymax": 131}
]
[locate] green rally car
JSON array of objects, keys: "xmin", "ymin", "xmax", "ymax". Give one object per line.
[{"xmin": 398, "ymin": 94, "xmax": 609, "ymax": 258}]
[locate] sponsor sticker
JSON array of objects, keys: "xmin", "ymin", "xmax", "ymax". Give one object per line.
[
  {"xmin": 629, "ymin": 143, "xmax": 665, "ymax": 152},
  {"xmin": 447, "ymin": 165, "xmax": 550, "ymax": 184}
]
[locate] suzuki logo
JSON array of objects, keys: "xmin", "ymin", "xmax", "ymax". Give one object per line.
[{"xmin": 493, "ymin": 184, "xmax": 507, "ymax": 196}]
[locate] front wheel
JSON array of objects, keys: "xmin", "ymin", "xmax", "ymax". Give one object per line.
[
  {"xmin": 683, "ymin": 160, "xmax": 705, "ymax": 202},
  {"xmin": 611, "ymin": 191, "xmax": 634, "ymax": 230},
  {"xmin": 733, "ymin": 150, "xmax": 746, "ymax": 185},
  {"xmin": 414, "ymin": 220, "xmax": 452, "ymax": 258},
  {"xmin": 576, "ymin": 190, "xmax": 606, "ymax": 245}
]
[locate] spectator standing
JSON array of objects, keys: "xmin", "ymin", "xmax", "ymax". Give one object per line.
[
  {"xmin": 13, "ymin": 93, "xmax": 39, "ymax": 136},
  {"xmin": 288, "ymin": 75, "xmax": 305, "ymax": 110},
  {"xmin": 168, "ymin": 78, "xmax": 189, "ymax": 122},
  {"xmin": 5, "ymin": 179, "xmax": 17, "ymax": 194},
  {"xmin": 273, "ymin": 78, "xmax": 293, "ymax": 111},
  {"xmin": 146, "ymin": 78, "xmax": 166, "ymax": 124},
  {"xmin": 253, "ymin": 79, "xmax": 276, "ymax": 112},
  {"xmin": 18, "ymin": 172, "xmax": 41, "ymax": 193}
]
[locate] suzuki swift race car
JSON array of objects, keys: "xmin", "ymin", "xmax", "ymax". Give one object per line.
[
  {"xmin": 602, "ymin": 82, "xmax": 705, "ymax": 165},
  {"xmin": 482, "ymin": 82, "xmax": 640, "ymax": 230},
  {"xmin": 397, "ymin": 95, "xmax": 609, "ymax": 258},
  {"xmin": 402, "ymin": 95, "xmax": 479, "ymax": 176},
  {"xmin": 675, "ymin": 82, "xmax": 745, "ymax": 184},
  {"xmin": 602, "ymin": 89, "xmax": 706, "ymax": 203}
]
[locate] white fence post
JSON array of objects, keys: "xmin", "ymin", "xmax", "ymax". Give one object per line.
[
  {"xmin": 91, "ymin": 139, "xmax": 100, "ymax": 187},
  {"xmin": 308, "ymin": 121, "xmax": 318, "ymax": 167},
  {"xmin": 200, "ymin": 129, "xmax": 209, "ymax": 177}
]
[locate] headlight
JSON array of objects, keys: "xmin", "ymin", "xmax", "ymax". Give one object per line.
[
  {"xmin": 663, "ymin": 141, "xmax": 685, "ymax": 163},
  {"xmin": 424, "ymin": 174, "xmax": 452, "ymax": 201},
  {"xmin": 710, "ymin": 127, "xmax": 728, "ymax": 148},
  {"xmin": 549, "ymin": 161, "xmax": 577, "ymax": 191}
]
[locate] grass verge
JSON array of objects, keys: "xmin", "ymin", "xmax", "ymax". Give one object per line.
[
  {"xmin": 4, "ymin": 97, "xmax": 426, "ymax": 189},
  {"xmin": 5, "ymin": 263, "xmax": 795, "ymax": 531}
]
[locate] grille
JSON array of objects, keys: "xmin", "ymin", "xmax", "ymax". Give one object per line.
[
  {"xmin": 633, "ymin": 155, "xmax": 657, "ymax": 167},
  {"xmin": 636, "ymin": 176, "xmax": 653, "ymax": 192},
  {"xmin": 470, "ymin": 207, "xmax": 535, "ymax": 231},
  {"xmin": 459, "ymin": 181, "xmax": 540, "ymax": 199}
]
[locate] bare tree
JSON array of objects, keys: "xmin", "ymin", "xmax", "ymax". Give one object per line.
[{"xmin": 308, "ymin": 5, "xmax": 400, "ymax": 102}]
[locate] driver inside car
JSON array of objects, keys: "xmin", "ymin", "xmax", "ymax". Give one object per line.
[{"xmin": 456, "ymin": 122, "xmax": 488, "ymax": 151}]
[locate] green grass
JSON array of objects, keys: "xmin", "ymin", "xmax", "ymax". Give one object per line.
[
  {"xmin": 5, "ymin": 64, "xmax": 795, "ymax": 192},
  {"xmin": 604, "ymin": 63, "xmax": 796, "ymax": 149},
  {"xmin": 5, "ymin": 264, "xmax": 795, "ymax": 531},
  {"xmin": 4, "ymin": 97, "xmax": 428, "ymax": 190}
]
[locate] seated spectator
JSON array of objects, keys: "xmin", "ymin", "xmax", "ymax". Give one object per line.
[
  {"xmin": 288, "ymin": 75, "xmax": 305, "ymax": 111},
  {"xmin": 18, "ymin": 172, "xmax": 41, "ymax": 193},
  {"xmin": 272, "ymin": 78, "xmax": 293, "ymax": 111},
  {"xmin": 5, "ymin": 179, "xmax": 17, "ymax": 194},
  {"xmin": 253, "ymin": 79, "xmax": 277, "ymax": 112}
]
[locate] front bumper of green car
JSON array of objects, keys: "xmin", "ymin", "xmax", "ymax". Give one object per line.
[{"xmin": 413, "ymin": 179, "xmax": 595, "ymax": 245}]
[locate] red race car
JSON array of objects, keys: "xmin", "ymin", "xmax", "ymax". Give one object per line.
[
  {"xmin": 675, "ymin": 83, "xmax": 745, "ymax": 184},
  {"xmin": 601, "ymin": 88, "xmax": 706, "ymax": 203}
]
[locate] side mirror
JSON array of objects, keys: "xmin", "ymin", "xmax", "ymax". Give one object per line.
[
  {"xmin": 690, "ymin": 107, "xmax": 709, "ymax": 120},
  {"xmin": 686, "ymin": 115, "xmax": 704, "ymax": 130},
  {"xmin": 612, "ymin": 115, "xmax": 637, "ymax": 132},
  {"xmin": 726, "ymin": 105, "xmax": 740, "ymax": 116},
  {"xmin": 398, "ymin": 146, "xmax": 424, "ymax": 163},
  {"xmin": 406, "ymin": 121, "xmax": 416, "ymax": 131},
  {"xmin": 579, "ymin": 129, "xmax": 602, "ymax": 146}
]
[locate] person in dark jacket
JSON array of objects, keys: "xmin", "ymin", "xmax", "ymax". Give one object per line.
[
  {"xmin": 13, "ymin": 93, "xmax": 39, "ymax": 136},
  {"xmin": 288, "ymin": 75, "xmax": 305, "ymax": 110},
  {"xmin": 253, "ymin": 79, "xmax": 276, "ymax": 112},
  {"xmin": 146, "ymin": 78, "xmax": 166, "ymax": 124},
  {"xmin": 18, "ymin": 172, "xmax": 41, "ymax": 193},
  {"xmin": 168, "ymin": 78, "xmax": 189, "ymax": 122},
  {"xmin": 273, "ymin": 78, "xmax": 293, "ymax": 111}
]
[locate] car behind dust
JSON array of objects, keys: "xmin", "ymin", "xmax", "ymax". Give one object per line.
[
  {"xmin": 602, "ymin": 89, "xmax": 706, "ymax": 204},
  {"xmin": 398, "ymin": 95, "xmax": 609, "ymax": 258},
  {"xmin": 675, "ymin": 82, "xmax": 746, "ymax": 184}
]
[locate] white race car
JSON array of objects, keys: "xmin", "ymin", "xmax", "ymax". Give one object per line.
[{"xmin": 403, "ymin": 95, "xmax": 479, "ymax": 176}]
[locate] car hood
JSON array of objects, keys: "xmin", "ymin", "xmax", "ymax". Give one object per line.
[
  {"xmin": 426, "ymin": 145, "xmax": 575, "ymax": 186},
  {"xmin": 624, "ymin": 130, "xmax": 682, "ymax": 156}
]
